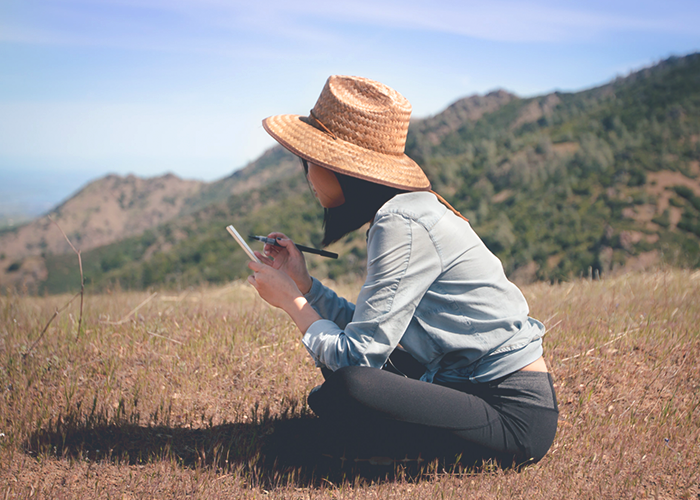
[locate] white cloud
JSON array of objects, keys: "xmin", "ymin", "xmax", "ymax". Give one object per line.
[
  {"xmin": 2, "ymin": 0, "xmax": 697, "ymax": 50},
  {"xmin": 1, "ymin": 0, "xmax": 698, "ymax": 185}
]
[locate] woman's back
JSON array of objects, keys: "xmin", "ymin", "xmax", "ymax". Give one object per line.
[{"xmin": 361, "ymin": 191, "xmax": 546, "ymax": 383}]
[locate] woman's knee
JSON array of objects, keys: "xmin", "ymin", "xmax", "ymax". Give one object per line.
[
  {"xmin": 334, "ymin": 364, "xmax": 374, "ymax": 384},
  {"xmin": 308, "ymin": 366, "xmax": 379, "ymax": 418},
  {"xmin": 324, "ymin": 366, "xmax": 379, "ymax": 401},
  {"xmin": 524, "ymin": 408, "xmax": 559, "ymax": 463}
]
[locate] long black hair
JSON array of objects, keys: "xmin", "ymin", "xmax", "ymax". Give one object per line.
[{"xmin": 301, "ymin": 159, "xmax": 408, "ymax": 246}]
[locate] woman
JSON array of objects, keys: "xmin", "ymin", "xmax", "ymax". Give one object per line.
[{"xmin": 247, "ymin": 75, "xmax": 558, "ymax": 467}]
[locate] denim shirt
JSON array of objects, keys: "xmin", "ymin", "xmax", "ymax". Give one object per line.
[{"xmin": 302, "ymin": 191, "xmax": 545, "ymax": 384}]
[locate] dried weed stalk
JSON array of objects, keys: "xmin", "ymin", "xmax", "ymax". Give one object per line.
[
  {"xmin": 2, "ymin": 271, "xmax": 699, "ymax": 499},
  {"xmin": 23, "ymin": 216, "xmax": 85, "ymax": 358}
]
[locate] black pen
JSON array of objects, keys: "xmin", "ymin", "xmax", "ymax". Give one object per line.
[{"xmin": 249, "ymin": 235, "xmax": 338, "ymax": 259}]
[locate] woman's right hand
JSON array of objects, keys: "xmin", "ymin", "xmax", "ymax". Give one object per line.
[{"xmin": 253, "ymin": 232, "xmax": 313, "ymax": 295}]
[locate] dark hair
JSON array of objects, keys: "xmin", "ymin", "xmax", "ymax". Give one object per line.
[{"xmin": 301, "ymin": 159, "xmax": 408, "ymax": 246}]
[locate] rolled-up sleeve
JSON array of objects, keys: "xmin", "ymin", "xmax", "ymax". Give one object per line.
[
  {"xmin": 303, "ymin": 277, "xmax": 356, "ymax": 328},
  {"xmin": 301, "ymin": 213, "xmax": 442, "ymax": 371}
]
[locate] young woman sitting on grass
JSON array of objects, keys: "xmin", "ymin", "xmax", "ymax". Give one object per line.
[{"xmin": 246, "ymin": 75, "xmax": 558, "ymax": 467}]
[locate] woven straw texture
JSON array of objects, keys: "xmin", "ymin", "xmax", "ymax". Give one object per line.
[{"xmin": 263, "ymin": 75, "xmax": 431, "ymax": 191}]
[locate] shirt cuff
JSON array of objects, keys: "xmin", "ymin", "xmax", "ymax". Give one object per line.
[
  {"xmin": 303, "ymin": 277, "xmax": 324, "ymax": 304},
  {"xmin": 301, "ymin": 319, "xmax": 343, "ymax": 369}
]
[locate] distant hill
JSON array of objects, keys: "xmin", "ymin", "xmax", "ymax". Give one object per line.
[
  {"xmin": 0, "ymin": 213, "xmax": 33, "ymax": 231},
  {"xmin": 0, "ymin": 173, "xmax": 201, "ymax": 290},
  {"xmin": 177, "ymin": 146, "xmax": 301, "ymax": 217},
  {"xmin": 0, "ymin": 148, "xmax": 301, "ymax": 291},
  {"xmin": 408, "ymin": 53, "xmax": 700, "ymax": 282},
  {"xmin": 409, "ymin": 89, "xmax": 517, "ymax": 147},
  {"xmin": 4, "ymin": 53, "xmax": 700, "ymax": 294}
]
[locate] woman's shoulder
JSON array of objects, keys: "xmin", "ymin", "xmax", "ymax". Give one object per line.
[{"xmin": 375, "ymin": 191, "xmax": 447, "ymax": 229}]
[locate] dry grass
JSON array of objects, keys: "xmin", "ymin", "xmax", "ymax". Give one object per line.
[{"xmin": 1, "ymin": 271, "xmax": 699, "ymax": 498}]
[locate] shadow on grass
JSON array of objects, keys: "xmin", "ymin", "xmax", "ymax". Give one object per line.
[{"xmin": 24, "ymin": 411, "xmax": 481, "ymax": 487}]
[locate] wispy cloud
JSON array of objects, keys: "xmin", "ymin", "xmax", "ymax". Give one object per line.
[
  {"xmin": 1, "ymin": 0, "xmax": 698, "ymax": 188},
  {"xmin": 285, "ymin": 0, "xmax": 678, "ymax": 42},
  {"xmin": 2, "ymin": 0, "xmax": 697, "ymax": 50}
]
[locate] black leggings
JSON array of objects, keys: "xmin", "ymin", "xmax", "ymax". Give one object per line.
[{"xmin": 308, "ymin": 352, "xmax": 559, "ymax": 466}]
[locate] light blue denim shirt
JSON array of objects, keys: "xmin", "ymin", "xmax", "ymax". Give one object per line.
[{"xmin": 302, "ymin": 191, "xmax": 545, "ymax": 384}]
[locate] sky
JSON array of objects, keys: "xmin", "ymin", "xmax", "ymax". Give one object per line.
[{"xmin": 1, "ymin": 0, "xmax": 699, "ymax": 217}]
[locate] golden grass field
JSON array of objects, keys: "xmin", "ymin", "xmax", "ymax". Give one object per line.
[{"xmin": 1, "ymin": 270, "xmax": 699, "ymax": 498}]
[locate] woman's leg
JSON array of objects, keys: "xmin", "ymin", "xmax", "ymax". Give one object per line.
[{"xmin": 308, "ymin": 366, "xmax": 558, "ymax": 465}]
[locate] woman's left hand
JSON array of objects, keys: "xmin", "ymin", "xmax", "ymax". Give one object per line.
[
  {"xmin": 247, "ymin": 260, "xmax": 322, "ymax": 333},
  {"xmin": 247, "ymin": 261, "xmax": 302, "ymax": 310}
]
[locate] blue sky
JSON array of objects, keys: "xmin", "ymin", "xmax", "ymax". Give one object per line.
[{"xmin": 1, "ymin": 0, "xmax": 699, "ymax": 216}]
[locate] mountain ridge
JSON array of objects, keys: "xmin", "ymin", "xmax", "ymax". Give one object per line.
[
  {"xmin": 3, "ymin": 52, "xmax": 700, "ymax": 293},
  {"xmin": 0, "ymin": 147, "xmax": 300, "ymax": 290}
]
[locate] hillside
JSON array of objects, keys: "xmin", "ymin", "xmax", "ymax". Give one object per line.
[
  {"xmin": 177, "ymin": 147, "xmax": 302, "ymax": 217},
  {"xmin": 9, "ymin": 53, "xmax": 700, "ymax": 293},
  {"xmin": 0, "ymin": 147, "xmax": 303, "ymax": 292},
  {"xmin": 0, "ymin": 173, "xmax": 205, "ymax": 290},
  {"xmin": 0, "ymin": 174, "xmax": 205, "ymax": 256},
  {"xmin": 408, "ymin": 53, "xmax": 700, "ymax": 281}
]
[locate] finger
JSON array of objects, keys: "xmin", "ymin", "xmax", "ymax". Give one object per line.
[
  {"xmin": 276, "ymin": 237, "xmax": 293, "ymax": 246},
  {"xmin": 248, "ymin": 261, "xmax": 264, "ymax": 272},
  {"xmin": 263, "ymin": 243, "xmax": 283, "ymax": 256},
  {"xmin": 254, "ymin": 251, "xmax": 274, "ymax": 266},
  {"xmin": 247, "ymin": 275, "xmax": 257, "ymax": 288},
  {"xmin": 267, "ymin": 232, "xmax": 288, "ymax": 240},
  {"xmin": 275, "ymin": 237, "xmax": 299, "ymax": 253},
  {"xmin": 265, "ymin": 234, "xmax": 293, "ymax": 252}
]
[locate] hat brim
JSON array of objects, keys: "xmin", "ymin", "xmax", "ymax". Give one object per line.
[{"xmin": 262, "ymin": 114, "xmax": 431, "ymax": 191}]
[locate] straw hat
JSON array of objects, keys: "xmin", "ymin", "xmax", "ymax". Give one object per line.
[{"xmin": 262, "ymin": 75, "xmax": 431, "ymax": 191}]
